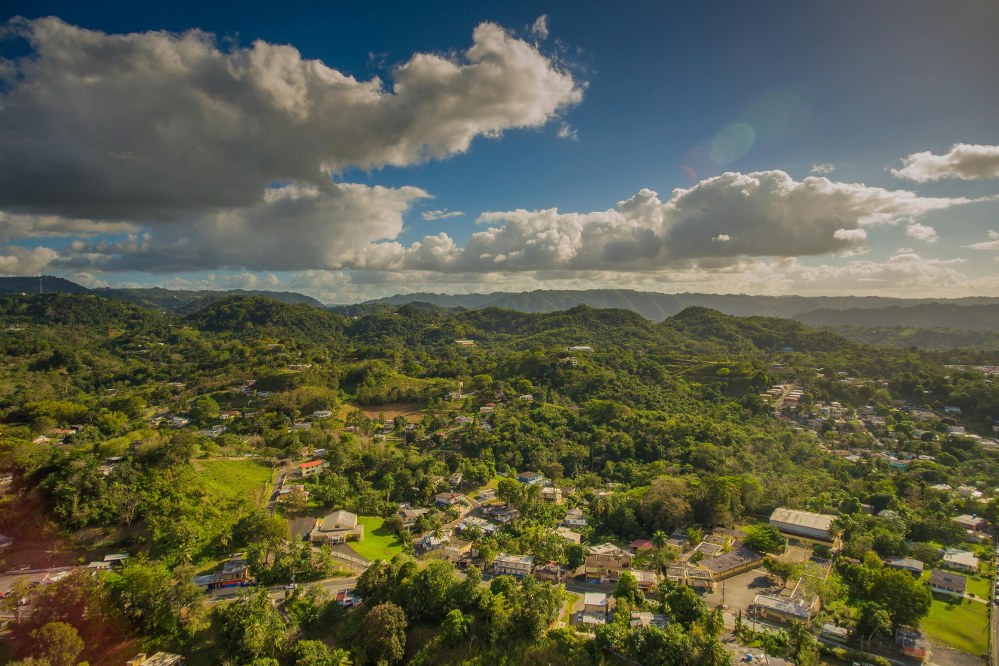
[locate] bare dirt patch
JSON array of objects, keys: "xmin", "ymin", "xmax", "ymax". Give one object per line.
[{"xmin": 344, "ymin": 402, "xmax": 424, "ymax": 422}]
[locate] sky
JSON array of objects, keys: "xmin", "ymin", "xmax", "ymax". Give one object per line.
[{"xmin": 1, "ymin": 0, "xmax": 998, "ymax": 303}]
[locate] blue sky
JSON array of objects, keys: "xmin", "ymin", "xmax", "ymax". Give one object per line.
[{"xmin": 1, "ymin": 1, "xmax": 998, "ymax": 302}]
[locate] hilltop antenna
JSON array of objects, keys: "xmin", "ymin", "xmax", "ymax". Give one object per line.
[{"xmin": 39, "ymin": 275, "xmax": 43, "ymax": 295}]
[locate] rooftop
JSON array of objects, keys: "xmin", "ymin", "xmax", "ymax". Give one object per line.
[{"xmin": 769, "ymin": 507, "xmax": 836, "ymax": 532}]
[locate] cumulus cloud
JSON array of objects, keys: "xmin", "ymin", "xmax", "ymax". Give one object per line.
[
  {"xmin": 905, "ymin": 222, "xmax": 938, "ymax": 243},
  {"xmin": 810, "ymin": 163, "xmax": 835, "ymax": 174},
  {"xmin": 0, "ymin": 17, "xmax": 582, "ymax": 220},
  {"xmin": 530, "ymin": 15, "xmax": 550, "ymax": 40},
  {"xmin": 422, "ymin": 209, "xmax": 464, "ymax": 221},
  {"xmin": 557, "ymin": 122, "xmax": 578, "ymax": 140},
  {"xmin": 891, "ymin": 143, "xmax": 999, "ymax": 182},
  {"xmin": 368, "ymin": 170, "xmax": 974, "ymax": 273}
]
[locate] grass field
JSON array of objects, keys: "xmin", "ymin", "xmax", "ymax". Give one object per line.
[
  {"xmin": 921, "ymin": 594, "xmax": 989, "ymax": 655},
  {"xmin": 966, "ymin": 574, "xmax": 992, "ymax": 599},
  {"xmin": 561, "ymin": 592, "xmax": 581, "ymax": 623},
  {"xmin": 195, "ymin": 459, "xmax": 273, "ymax": 505},
  {"xmin": 347, "ymin": 516, "xmax": 405, "ymax": 562}
]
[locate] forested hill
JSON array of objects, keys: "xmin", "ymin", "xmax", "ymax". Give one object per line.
[
  {"xmin": 184, "ymin": 296, "xmax": 349, "ymax": 348},
  {"xmin": 362, "ymin": 288, "xmax": 999, "ymax": 321},
  {"xmin": 0, "ymin": 275, "xmax": 90, "ymax": 295},
  {"xmin": 98, "ymin": 286, "xmax": 324, "ymax": 312},
  {"xmin": 796, "ymin": 302, "xmax": 999, "ymax": 332}
]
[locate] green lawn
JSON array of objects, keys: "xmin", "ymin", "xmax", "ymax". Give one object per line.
[
  {"xmin": 561, "ymin": 592, "xmax": 580, "ymax": 623},
  {"xmin": 966, "ymin": 574, "xmax": 992, "ymax": 599},
  {"xmin": 921, "ymin": 594, "xmax": 989, "ymax": 655},
  {"xmin": 347, "ymin": 516, "xmax": 405, "ymax": 562},
  {"xmin": 196, "ymin": 459, "xmax": 273, "ymax": 505}
]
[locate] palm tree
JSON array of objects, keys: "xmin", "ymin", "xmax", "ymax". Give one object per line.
[{"xmin": 652, "ymin": 530, "xmax": 668, "ymax": 550}]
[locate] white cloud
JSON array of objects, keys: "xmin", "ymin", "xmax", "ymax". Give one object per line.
[
  {"xmin": 0, "ymin": 17, "xmax": 582, "ymax": 220},
  {"xmin": 557, "ymin": 122, "xmax": 578, "ymax": 140},
  {"xmin": 966, "ymin": 230, "xmax": 999, "ymax": 250},
  {"xmin": 810, "ymin": 162, "xmax": 835, "ymax": 174},
  {"xmin": 374, "ymin": 170, "xmax": 975, "ymax": 273},
  {"xmin": 891, "ymin": 143, "xmax": 999, "ymax": 182},
  {"xmin": 422, "ymin": 209, "xmax": 465, "ymax": 221},
  {"xmin": 0, "ymin": 245, "xmax": 59, "ymax": 275},
  {"xmin": 530, "ymin": 15, "xmax": 550, "ymax": 40},
  {"xmin": 905, "ymin": 222, "xmax": 938, "ymax": 243}
]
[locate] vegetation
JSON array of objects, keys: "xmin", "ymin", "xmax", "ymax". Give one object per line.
[{"xmin": 0, "ymin": 292, "xmax": 997, "ymax": 664}]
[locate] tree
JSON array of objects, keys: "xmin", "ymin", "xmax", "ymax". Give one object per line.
[
  {"xmin": 686, "ymin": 526, "xmax": 704, "ymax": 546},
  {"xmin": 867, "ymin": 568, "xmax": 931, "ymax": 631},
  {"xmin": 28, "ymin": 622, "xmax": 84, "ymax": 666},
  {"xmin": 564, "ymin": 543, "xmax": 586, "ymax": 570},
  {"xmin": 291, "ymin": 639, "xmax": 353, "ymax": 666},
  {"xmin": 360, "ymin": 602, "xmax": 407, "ymax": 664},
  {"xmin": 0, "ymin": 578, "xmax": 34, "ymax": 622},
  {"xmin": 189, "ymin": 395, "xmax": 220, "ymax": 421},
  {"xmin": 659, "ymin": 580, "xmax": 706, "ymax": 628},
  {"xmin": 212, "ymin": 587, "xmax": 288, "ymax": 662},
  {"xmin": 743, "ymin": 524, "xmax": 787, "ymax": 554},
  {"xmin": 763, "ymin": 557, "xmax": 801, "ymax": 587},
  {"xmin": 442, "ymin": 608, "xmax": 472, "ymax": 647},
  {"xmin": 614, "ymin": 571, "xmax": 644, "ymax": 606}
]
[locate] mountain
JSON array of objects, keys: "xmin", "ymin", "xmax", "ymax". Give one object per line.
[
  {"xmin": 98, "ymin": 287, "xmax": 323, "ymax": 313},
  {"xmin": 185, "ymin": 295, "xmax": 348, "ymax": 348},
  {"xmin": 795, "ymin": 302, "xmax": 999, "ymax": 332},
  {"xmin": 0, "ymin": 275, "xmax": 90, "ymax": 295},
  {"xmin": 364, "ymin": 289, "xmax": 999, "ymax": 321}
]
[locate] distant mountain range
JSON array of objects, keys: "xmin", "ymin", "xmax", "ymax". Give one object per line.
[
  {"xmin": 363, "ymin": 289, "xmax": 999, "ymax": 322},
  {"xmin": 0, "ymin": 276, "xmax": 322, "ymax": 313}
]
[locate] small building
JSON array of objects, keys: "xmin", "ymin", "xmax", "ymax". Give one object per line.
[
  {"xmin": 493, "ymin": 553, "xmax": 534, "ymax": 578},
  {"xmin": 434, "ymin": 491, "xmax": 463, "ymax": 508},
  {"xmin": 929, "ymin": 569, "xmax": 967, "ymax": 596},
  {"xmin": 310, "ymin": 510, "xmax": 363, "ymax": 545},
  {"xmin": 442, "ymin": 539, "xmax": 472, "ymax": 562},
  {"xmin": 540, "ymin": 486, "xmax": 563, "ymax": 504},
  {"xmin": 942, "ymin": 549, "xmax": 979, "ymax": 573},
  {"xmin": 299, "ymin": 460, "xmax": 328, "ymax": 477},
  {"xmin": 126, "ymin": 654, "xmax": 185, "ymax": 666},
  {"xmin": 954, "ymin": 514, "xmax": 987, "ymax": 531},
  {"xmin": 629, "ymin": 539, "xmax": 654, "ymax": 553},
  {"xmin": 219, "ymin": 410, "xmax": 240, "ymax": 420},
  {"xmin": 563, "ymin": 507, "xmax": 588, "ymax": 528},
  {"xmin": 630, "ymin": 611, "xmax": 669, "ymax": 629},
  {"xmin": 769, "ymin": 507, "xmax": 838, "ymax": 546},
  {"xmin": 455, "ymin": 339, "xmax": 476, "ymax": 347},
  {"xmin": 517, "ymin": 471, "xmax": 544, "ymax": 485},
  {"xmin": 533, "ymin": 560, "xmax": 565, "ymax": 583},
  {"xmin": 103, "ymin": 553, "xmax": 130, "ymax": 568},
  {"xmin": 581, "ymin": 592, "xmax": 608, "ymax": 626},
  {"xmin": 886, "ymin": 557, "xmax": 925, "ymax": 576},
  {"xmin": 555, "ymin": 526, "xmax": 582, "ymax": 544},
  {"xmin": 484, "ymin": 504, "xmax": 520, "ymax": 524},
  {"xmin": 567, "ymin": 345, "xmax": 595, "ymax": 352},
  {"xmin": 448, "ymin": 472, "xmax": 463, "ymax": 487},
  {"xmin": 896, "ymin": 628, "xmax": 929, "ymax": 660},
  {"xmin": 752, "ymin": 594, "xmax": 815, "ymax": 626},
  {"xmin": 417, "ymin": 532, "xmax": 448, "ymax": 552},
  {"xmin": 397, "ymin": 507, "xmax": 429, "ymax": 530},
  {"xmin": 632, "ymin": 568, "xmax": 660, "ymax": 591},
  {"xmin": 312, "ymin": 410, "xmax": 333, "ymax": 419}
]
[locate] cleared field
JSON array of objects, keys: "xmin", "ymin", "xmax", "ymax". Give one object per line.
[
  {"xmin": 921, "ymin": 594, "xmax": 989, "ymax": 656},
  {"xmin": 339, "ymin": 402, "xmax": 424, "ymax": 422},
  {"xmin": 195, "ymin": 459, "xmax": 273, "ymax": 504},
  {"xmin": 347, "ymin": 516, "xmax": 405, "ymax": 562}
]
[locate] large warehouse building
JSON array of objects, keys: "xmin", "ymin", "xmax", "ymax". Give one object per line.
[{"xmin": 769, "ymin": 507, "xmax": 839, "ymax": 548}]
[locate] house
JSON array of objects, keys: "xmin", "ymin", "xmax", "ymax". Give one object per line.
[
  {"xmin": 442, "ymin": 539, "xmax": 473, "ymax": 563},
  {"xmin": 434, "ymin": 492, "xmax": 463, "ymax": 508},
  {"xmin": 477, "ymin": 488, "xmax": 497, "ymax": 501},
  {"xmin": 540, "ymin": 486, "xmax": 563, "ymax": 504},
  {"xmin": 454, "ymin": 415, "xmax": 474, "ymax": 426},
  {"xmin": 517, "ymin": 471, "xmax": 544, "ymax": 485},
  {"xmin": 219, "ymin": 410, "xmax": 240, "ymax": 420},
  {"xmin": 417, "ymin": 532, "xmax": 449, "ymax": 552},
  {"xmin": 310, "ymin": 510, "xmax": 364, "ymax": 544},
  {"xmin": 312, "ymin": 410, "xmax": 333, "ymax": 419},
  {"xmin": 929, "ymin": 569, "xmax": 967, "ymax": 596},
  {"xmin": 896, "ymin": 628, "xmax": 929, "ymax": 660},
  {"xmin": 493, "ymin": 553, "xmax": 534, "ymax": 578},
  {"xmin": 567, "ymin": 345, "xmax": 595, "ymax": 352},
  {"xmin": 103, "ymin": 553, "xmax": 130, "ymax": 568},
  {"xmin": 397, "ymin": 507, "xmax": 429, "ymax": 530},
  {"xmin": 299, "ymin": 460, "xmax": 328, "ymax": 477},
  {"xmin": 484, "ymin": 504, "xmax": 520, "ymax": 524},
  {"xmin": 448, "ymin": 472, "xmax": 463, "ymax": 487},
  {"xmin": 519, "ymin": 394, "xmax": 534, "ymax": 402},
  {"xmin": 769, "ymin": 507, "xmax": 838, "ymax": 547},
  {"xmin": 581, "ymin": 592, "xmax": 608, "ymax": 626},
  {"xmin": 588, "ymin": 543, "xmax": 625, "ymax": 557},
  {"xmin": 629, "ymin": 539, "xmax": 654, "ymax": 553},
  {"xmin": 555, "ymin": 526, "xmax": 582, "ymax": 544},
  {"xmin": 632, "ymin": 569, "xmax": 660, "ymax": 591},
  {"xmin": 563, "ymin": 507, "xmax": 588, "ymax": 528},
  {"xmin": 752, "ymin": 594, "xmax": 815, "ymax": 626},
  {"xmin": 533, "ymin": 560, "xmax": 565, "ymax": 582},
  {"xmin": 942, "ymin": 549, "xmax": 979, "ymax": 573},
  {"xmin": 630, "ymin": 611, "xmax": 669, "ymax": 629},
  {"xmin": 886, "ymin": 557, "xmax": 925, "ymax": 576},
  {"xmin": 944, "ymin": 406, "xmax": 962, "ymax": 414},
  {"xmin": 585, "ymin": 552, "xmax": 632, "ymax": 583},
  {"xmin": 126, "ymin": 654, "xmax": 185, "ymax": 666},
  {"xmin": 455, "ymin": 339, "xmax": 476, "ymax": 347},
  {"xmin": 928, "ymin": 483, "xmax": 953, "ymax": 493},
  {"xmin": 954, "ymin": 514, "xmax": 987, "ymax": 531},
  {"xmin": 193, "ymin": 557, "xmax": 253, "ymax": 591},
  {"xmin": 479, "ymin": 405, "xmax": 494, "ymax": 415}
]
